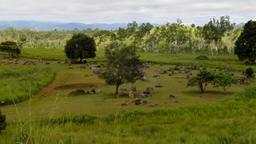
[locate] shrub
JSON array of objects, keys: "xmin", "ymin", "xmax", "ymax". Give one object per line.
[
  {"xmin": 195, "ymin": 55, "xmax": 209, "ymax": 60},
  {"xmin": 245, "ymin": 68, "xmax": 255, "ymax": 79}
]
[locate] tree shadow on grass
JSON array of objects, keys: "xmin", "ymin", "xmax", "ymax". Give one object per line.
[{"xmin": 183, "ymin": 90, "xmax": 234, "ymax": 97}]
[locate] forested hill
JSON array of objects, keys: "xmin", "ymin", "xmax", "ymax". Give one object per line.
[{"xmin": 0, "ymin": 21, "xmax": 127, "ymax": 30}]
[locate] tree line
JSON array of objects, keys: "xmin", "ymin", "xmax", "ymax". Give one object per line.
[{"xmin": 0, "ymin": 16, "xmax": 242, "ymax": 55}]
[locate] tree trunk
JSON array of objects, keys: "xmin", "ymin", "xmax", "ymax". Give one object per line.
[
  {"xmin": 79, "ymin": 57, "xmax": 83, "ymax": 63},
  {"xmin": 115, "ymin": 84, "xmax": 120, "ymax": 97},
  {"xmin": 199, "ymin": 83, "xmax": 204, "ymax": 93}
]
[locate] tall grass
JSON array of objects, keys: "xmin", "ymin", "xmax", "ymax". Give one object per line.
[
  {"xmin": 1, "ymin": 87, "xmax": 256, "ymax": 143},
  {"xmin": 0, "ymin": 65, "xmax": 55, "ymax": 104}
]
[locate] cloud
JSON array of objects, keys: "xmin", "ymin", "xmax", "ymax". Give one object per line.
[{"xmin": 0, "ymin": 0, "xmax": 255, "ymax": 24}]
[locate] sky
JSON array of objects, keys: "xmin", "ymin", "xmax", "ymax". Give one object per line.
[{"xmin": 0, "ymin": 0, "xmax": 255, "ymax": 25}]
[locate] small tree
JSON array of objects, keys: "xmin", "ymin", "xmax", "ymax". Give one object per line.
[
  {"xmin": 245, "ymin": 68, "xmax": 255, "ymax": 79},
  {"xmin": 0, "ymin": 111, "xmax": 6, "ymax": 133},
  {"xmin": 100, "ymin": 42, "xmax": 143, "ymax": 96},
  {"xmin": 65, "ymin": 33, "xmax": 96, "ymax": 63},
  {"xmin": 235, "ymin": 20, "xmax": 256, "ymax": 64},
  {"xmin": 212, "ymin": 72, "xmax": 237, "ymax": 91},
  {"xmin": 187, "ymin": 70, "xmax": 214, "ymax": 93},
  {"xmin": 0, "ymin": 41, "xmax": 21, "ymax": 58}
]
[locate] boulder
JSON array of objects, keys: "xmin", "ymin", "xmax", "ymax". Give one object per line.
[
  {"xmin": 135, "ymin": 98, "xmax": 143, "ymax": 105},
  {"xmin": 90, "ymin": 89, "xmax": 97, "ymax": 94},
  {"xmin": 155, "ymin": 82, "xmax": 163, "ymax": 88},
  {"xmin": 141, "ymin": 87, "xmax": 154, "ymax": 97},
  {"xmin": 69, "ymin": 89, "xmax": 87, "ymax": 96},
  {"xmin": 129, "ymin": 91, "xmax": 136, "ymax": 98},
  {"xmin": 121, "ymin": 103, "xmax": 128, "ymax": 106},
  {"xmin": 169, "ymin": 94, "xmax": 176, "ymax": 99}
]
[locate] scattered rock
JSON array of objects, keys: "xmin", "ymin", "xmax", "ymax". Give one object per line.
[
  {"xmin": 69, "ymin": 89, "xmax": 86, "ymax": 96},
  {"xmin": 135, "ymin": 98, "xmax": 143, "ymax": 105},
  {"xmin": 0, "ymin": 100, "xmax": 6, "ymax": 106},
  {"xmin": 129, "ymin": 91, "xmax": 136, "ymax": 98},
  {"xmin": 155, "ymin": 82, "xmax": 163, "ymax": 88},
  {"xmin": 141, "ymin": 87, "xmax": 154, "ymax": 97},
  {"xmin": 169, "ymin": 94, "xmax": 176, "ymax": 99},
  {"xmin": 23, "ymin": 61, "xmax": 35, "ymax": 65},
  {"xmin": 90, "ymin": 89, "xmax": 97, "ymax": 94},
  {"xmin": 143, "ymin": 63, "xmax": 152, "ymax": 68},
  {"xmin": 121, "ymin": 103, "xmax": 128, "ymax": 106},
  {"xmin": 141, "ymin": 75, "xmax": 148, "ymax": 81}
]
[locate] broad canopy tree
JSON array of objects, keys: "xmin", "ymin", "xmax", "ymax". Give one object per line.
[
  {"xmin": 65, "ymin": 33, "xmax": 96, "ymax": 63},
  {"xmin": 235, "ymin": 20, "xmax": 256, "ymax": 64},
  {"xmin": 187, "ymin": 70, "xmax": 214, "ymax": 93},
  {"xmin": 187, "ymin": 70, "xmax": 237, "ymax": 93},
  {"xmin": 100, "ymin": 41, "xmax": 143, "ymax": 96}
]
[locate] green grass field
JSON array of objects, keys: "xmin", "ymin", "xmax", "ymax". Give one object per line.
[
  {"xmin": 0, "ymin": 64, "xmax": 55, "ymax": 104},
  {"xmin": 0, "ymin": 49, "xmax": 256, "ymax": 143}
]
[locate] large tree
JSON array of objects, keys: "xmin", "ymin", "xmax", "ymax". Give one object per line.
[
  {"xmin": 100, "ymin": 42, "xmax": 143, "ymax": 96},
  {"xmin": 65, "ymin": 33, "xmax": 96, "ymax": 63},
  {"xmin": 235, "ymin": 20, "xmax": 256, "ymax": 64}
]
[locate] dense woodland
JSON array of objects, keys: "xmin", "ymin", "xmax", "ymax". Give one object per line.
[{"xmin": 0, "ymin": 16, "xmax": 241, "ymax": 55}]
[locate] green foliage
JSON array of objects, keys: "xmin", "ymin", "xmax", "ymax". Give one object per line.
[
  {"xmin": 187, "ymin": 70, "xmax": 214, "ymax": 93},
  {"xmin": 188, "ymin": 70, "xmax": 237, "ymax": 92},
  {"xmin": 0, "ymin": 41, "xmax": 21, "ymax": 58},
  {"xmin": 212, "ymin": 72, "xmax": 237, "ymax": 91},
  {"xmin": 0, "ymin": 111, "xmax": 6, "ymax": 132},
  {"xmin": 65, "ymin": 33, "xmax": 96, "ymax": 63},
  {"xmin": 0, "ymin": 17, "xmax": 240, "ymax": 56},
  {"xmin": 235, "ymin": 20, "xmax": 256, "ymax": 64},
  {"xmin": 245, "ymin": 67, "xmax": 255, "ymax": 79},
  {"xmin": 202, "ymin": 16, "xmax": 234, "ymax": 43},
  {"xmin": 100, "ymin": 41, "xmax": 143, "ymax": 96}
]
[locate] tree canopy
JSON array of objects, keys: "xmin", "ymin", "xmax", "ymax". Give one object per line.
[
  {"xmin": 100, "ymin": 42, "xmax": 143, "ymax": 96},
  {"xmin": 235, "ymin": 20, "xmax": 256, "ymax": 64},
  {"xmin": 65, "ymin": 33, "xmax": 96, "ymax": 63}
]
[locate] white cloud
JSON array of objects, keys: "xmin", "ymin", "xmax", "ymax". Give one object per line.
[{"xmin": 0, "ymin": 0, "xmax": 255, "ymax": 24}]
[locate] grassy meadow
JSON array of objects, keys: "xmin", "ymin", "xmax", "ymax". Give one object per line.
[
  {"xmin": 0, "ymin": 47, "xmax": 256, "ymax": 143},
  {"xmin": 0, "ymin": 64, "xmax": 55, "ymax": 104}
]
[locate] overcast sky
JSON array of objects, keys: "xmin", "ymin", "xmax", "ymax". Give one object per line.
[{"xmin": 0, "ymin": 0, "xmax": 255, "ymax": 24}]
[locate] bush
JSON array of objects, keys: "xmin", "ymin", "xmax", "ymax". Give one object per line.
[
  {"xmin": 245, "ymin": 68, "xmax": 255, "ymax": 79},
  {"xmin": 0, "ymin": 111, "xmax": 6, "ymax": 132},
  {"xmin": 195, "ymin": 55, "xmax": 209, "ymax": 60}
]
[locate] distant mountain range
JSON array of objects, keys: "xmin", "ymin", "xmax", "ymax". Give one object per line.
[
  {"xmin": 0, "ymin": 21, "xmax": 127, "ymax": 31},
  {"xmin": 0, "ymin": 20, "xmax": 245, "ymax": 31}
]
